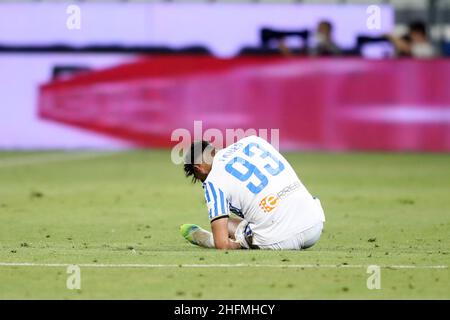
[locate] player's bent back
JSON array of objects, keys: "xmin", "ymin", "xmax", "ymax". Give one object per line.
[{"xmin": 203, "ymin": 135, "xmax": 325, "ymax": 250}]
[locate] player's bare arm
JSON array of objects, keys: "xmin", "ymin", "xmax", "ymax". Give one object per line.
[{"xmin": 211, "ymin": 217, "xmax": 241, "ymax": 250}]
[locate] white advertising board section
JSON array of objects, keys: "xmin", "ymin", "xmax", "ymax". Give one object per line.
[
  {"xmin": 0, "ymin": 3, "xmax": 393, "ymax": 56},
  {"xmin": 0, "ymin": 54, "xmax": 134, "ymax": 149}
]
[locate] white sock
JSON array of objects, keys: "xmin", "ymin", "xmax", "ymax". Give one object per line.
[{"xmin": 192, "ymin": 228, "xmax": 215, "ymax": 248}]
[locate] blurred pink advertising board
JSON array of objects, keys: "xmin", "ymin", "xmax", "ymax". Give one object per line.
[{"xmin": 38, "ymin": 57, "xmax": 450, "ymax": 152}]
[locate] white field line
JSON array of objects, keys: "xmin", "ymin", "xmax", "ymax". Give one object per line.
[
  {"xmin": 0, "ymin": 262, "xmax": 447, "ymax": 269},
  {"xmin": 0, "ymin": 151, "xmax": 119, "ymax": 168}
]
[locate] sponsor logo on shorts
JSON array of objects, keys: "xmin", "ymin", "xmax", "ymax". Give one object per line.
[{"xmin": 259, "ymin": 181, "xmax": 301, "ymax": 213}]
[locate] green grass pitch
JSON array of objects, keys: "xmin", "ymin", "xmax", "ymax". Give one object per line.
[{"xmin": 0, "ymin": 150, "xmax": 449, "ymax": 299}]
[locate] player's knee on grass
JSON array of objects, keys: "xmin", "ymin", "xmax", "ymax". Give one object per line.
[{"xmin": 234, "ymin": 220, "xmax": 252, "ymax": 249}]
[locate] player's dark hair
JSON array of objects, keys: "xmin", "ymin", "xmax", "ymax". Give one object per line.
[{"xmin": 183, "ymin": 140, "xmax": 212, "ymax": 183}]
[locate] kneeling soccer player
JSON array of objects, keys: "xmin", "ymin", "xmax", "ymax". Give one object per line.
[{"xmin": 180, "ymin": 135, "xmax": 325, "ymax": 250}]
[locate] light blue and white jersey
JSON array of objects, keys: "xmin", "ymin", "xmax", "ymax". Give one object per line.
[
  {"xmin": 203, "ymin": 135, "xmax": 325, "ymax": 246},
  {"xmin": 202, "ymin": 181, "xmax": 229, "ymax": 222}
]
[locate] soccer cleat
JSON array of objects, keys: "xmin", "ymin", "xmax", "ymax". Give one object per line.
[{"xmin": 180, "ymin": 224, "xmax": 201, "ymax": 246}]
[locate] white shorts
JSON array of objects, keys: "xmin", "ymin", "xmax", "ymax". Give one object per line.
[{"xmin": 235, "ymin": 220, "xmax": 323, "ymax": 250}]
